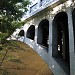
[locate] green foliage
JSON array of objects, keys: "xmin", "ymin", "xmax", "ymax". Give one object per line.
[
  {"xmin": 0, "ymin": 32, "xmax": 8, "ymax": 44},
  {"xmin": 0, "ymin": 0, "xmax": 30, "ymax": 44},
  {"xmin": 0, "ymin": 0, "xmax": 30, "ymax": 20},
  {"xmin": 0, "ymin": 69, "xmax": 11, "ymax": 75},
  {"xmin": 0, "ymin": 46, "xmax": 3, "ymax": 50},
  {"xmin": 7, "ymin": 55, "xmax": 21, "ymax": 63}
]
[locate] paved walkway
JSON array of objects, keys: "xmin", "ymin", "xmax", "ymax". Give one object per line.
[{"xmin": 0, "ymin": 41, "xmax": 53, "ymax": 75}]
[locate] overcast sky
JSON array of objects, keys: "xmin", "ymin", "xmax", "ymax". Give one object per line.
[{"xmin": 30, "ymin": 0, "xmax": 38, "ymax": 4}]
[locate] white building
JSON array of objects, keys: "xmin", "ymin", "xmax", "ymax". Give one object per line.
[{"xmin": 14, "ymin": 0, "xmax": 75, "ymax": 75}]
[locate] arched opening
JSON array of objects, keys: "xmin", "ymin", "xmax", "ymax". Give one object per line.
[
  {"xmin": 37, "ymin": 19, "xmax": 49, "ymax": 48},
  {"xmin": 18, "ymin": 30, "xmax": 24, "ymax": 42},
  {"xmin": 72, "ymin": 8, "xmax": 75, "ymax": 52},
  {"xmin": 52, "ymin": 12, "xmax": 70, "ymax": 64},
  {"xmin": 18, "ymin": 30, "xmax": 24, "ymax": 36},
  {"xmin": 26, "ymin": 25, "xmax": 35, "ymax": 40}
]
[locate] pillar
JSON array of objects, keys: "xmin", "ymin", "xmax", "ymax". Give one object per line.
[{"xmin": 67, "ymin": 7, "xmax": 75, "ymax": 75}]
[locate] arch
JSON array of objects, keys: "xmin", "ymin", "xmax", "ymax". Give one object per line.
[
  {"xmin": 26, "ymin": 25, "xmax": 35, "ymax": 40},
  {"xmin": 37, "ymin": 19, "xmax": 49, "ymax": 47},
  {"xmin": 18, "ymin": 30, "xmax": 24, "ymax": 36},
  {"xmin": 52, "ymin": 12, "xmax": 69, "ymax": 63}
]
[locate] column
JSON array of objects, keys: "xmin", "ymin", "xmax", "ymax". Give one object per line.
[
  {"xmin": 67, "ymin": 7, "xmax": 75, "ymax": 75},
  {"xmin": 48, "ymin": 17, "xmax": 52, "ymax": 56},
  {"xmin": 38, "ymin": 0, "xmax": 41, "ymax": 7}
]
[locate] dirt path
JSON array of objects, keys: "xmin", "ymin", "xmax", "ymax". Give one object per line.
[{"xmin": 0, "ymin": 41, "xmax": 53, "ymax": 75}]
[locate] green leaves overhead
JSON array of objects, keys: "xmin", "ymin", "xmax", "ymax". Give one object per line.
[
  {"xmin": 0, "ymin": 0, "xmax": 30, "ymax": 44},
  {"xmin": 0, "ymin": 0, "xmax": 30, "ymax": 20}
]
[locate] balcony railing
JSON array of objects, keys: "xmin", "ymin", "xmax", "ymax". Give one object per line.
[
  {"xmin": 30, "ymin": 0, "xmax": 58, "ymax": 13},
  {"xmin": 24, "ymin": 0, "xmax": 59, "ymax": 20},
  {"xmin": 30, "ymin": 3, "xmax": 38, "ymax": 13},
  {"xmin": 41, "ymin": 0, "xmax": 57, "ymax": 6}
]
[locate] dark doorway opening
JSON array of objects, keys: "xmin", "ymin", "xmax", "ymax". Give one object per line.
[
  {"xmin": 26, "ymin": 25, "xmax": 35, "ymax": 40},
  {"xmin": 18, "ymin": 30, "xmax": 24, "ymax": 36},
  {"xmin": 37, "ymin": 19, "xmax": 49, "ymax": 48},
  {"xmin": 52, "ymin": 12, "xmax": 70, "ymax": 63}
]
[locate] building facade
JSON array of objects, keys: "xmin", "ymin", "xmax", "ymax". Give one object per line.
[{"xmin": 15, "ymin": 0, "xmax": 75, "ymax": 75}]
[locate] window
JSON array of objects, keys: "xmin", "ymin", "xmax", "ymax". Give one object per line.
[
  {"xmin": 37, "ymin": 19, "xmax": 49, "ymax": 48},
  {"xmin": 26, "ymin": 25, "xmax": 35, "ymax": 40}
]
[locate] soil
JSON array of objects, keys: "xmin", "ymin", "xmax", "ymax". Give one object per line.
[{"xmin": 0, "ymin": 41, "xmax": 53, "ymax": 75}]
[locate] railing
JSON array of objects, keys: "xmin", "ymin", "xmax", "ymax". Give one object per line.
[
  {"xmin": 23, "ymin": 0, "xmax": 59, "ymax": 20},
  {"xmin": 30, "ymin": 3, "xmax": 38, "ymax": 13},
  {"xmin": 41, "ymin": 0, "xmax": 57, "ymax": 6},
  {"xmin": 29, "ymin": 0, "xmax": 58, "ymax": 13}
]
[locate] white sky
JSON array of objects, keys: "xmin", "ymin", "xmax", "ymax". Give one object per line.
[{"xmin": 30, "ymin": 0, "xmax": 38, "ymax": 4}]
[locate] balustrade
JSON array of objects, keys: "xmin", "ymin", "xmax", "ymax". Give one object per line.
[
  {"xmin": 41, "ymin": 0, "xmax": 56, "ymax": 6},
  {"xmin": 30, "ymin": 3, "xmax": 38, "ymax": 13}
]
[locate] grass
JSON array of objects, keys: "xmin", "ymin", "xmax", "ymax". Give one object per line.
[
  {"xmin": 0, "ymin": 53, "xmax": 4, "ymax": 60},
  {"xmin": 0, "ymin": 41, "xmax": 23, "ymax": 75},
  {"xmin": 0, "ymin": 40, "xmax": 53, "ymax": 75},
  {"xmin": 0, "ymin": 69, "xmax": 16, "ymax": 75},
  {"xmin": 0, "ymin": 70, "xmax": 10, "ymax": 75},
  {"xmin": 0, "ymin": 50, "xmax": 6, "ymax": 62},
  {"xmin": 6, "ymin": 55, "xmax": 22, "ymax": 63}
]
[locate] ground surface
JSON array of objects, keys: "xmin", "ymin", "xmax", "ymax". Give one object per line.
[{"xmin": 0, "ymin": 41, "xmax": 53, "ymax": 75}]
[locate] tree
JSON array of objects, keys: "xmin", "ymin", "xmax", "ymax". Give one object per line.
[{"xmin": 0, "ymin": 0, "xmax": 30, "ymax": 44}]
